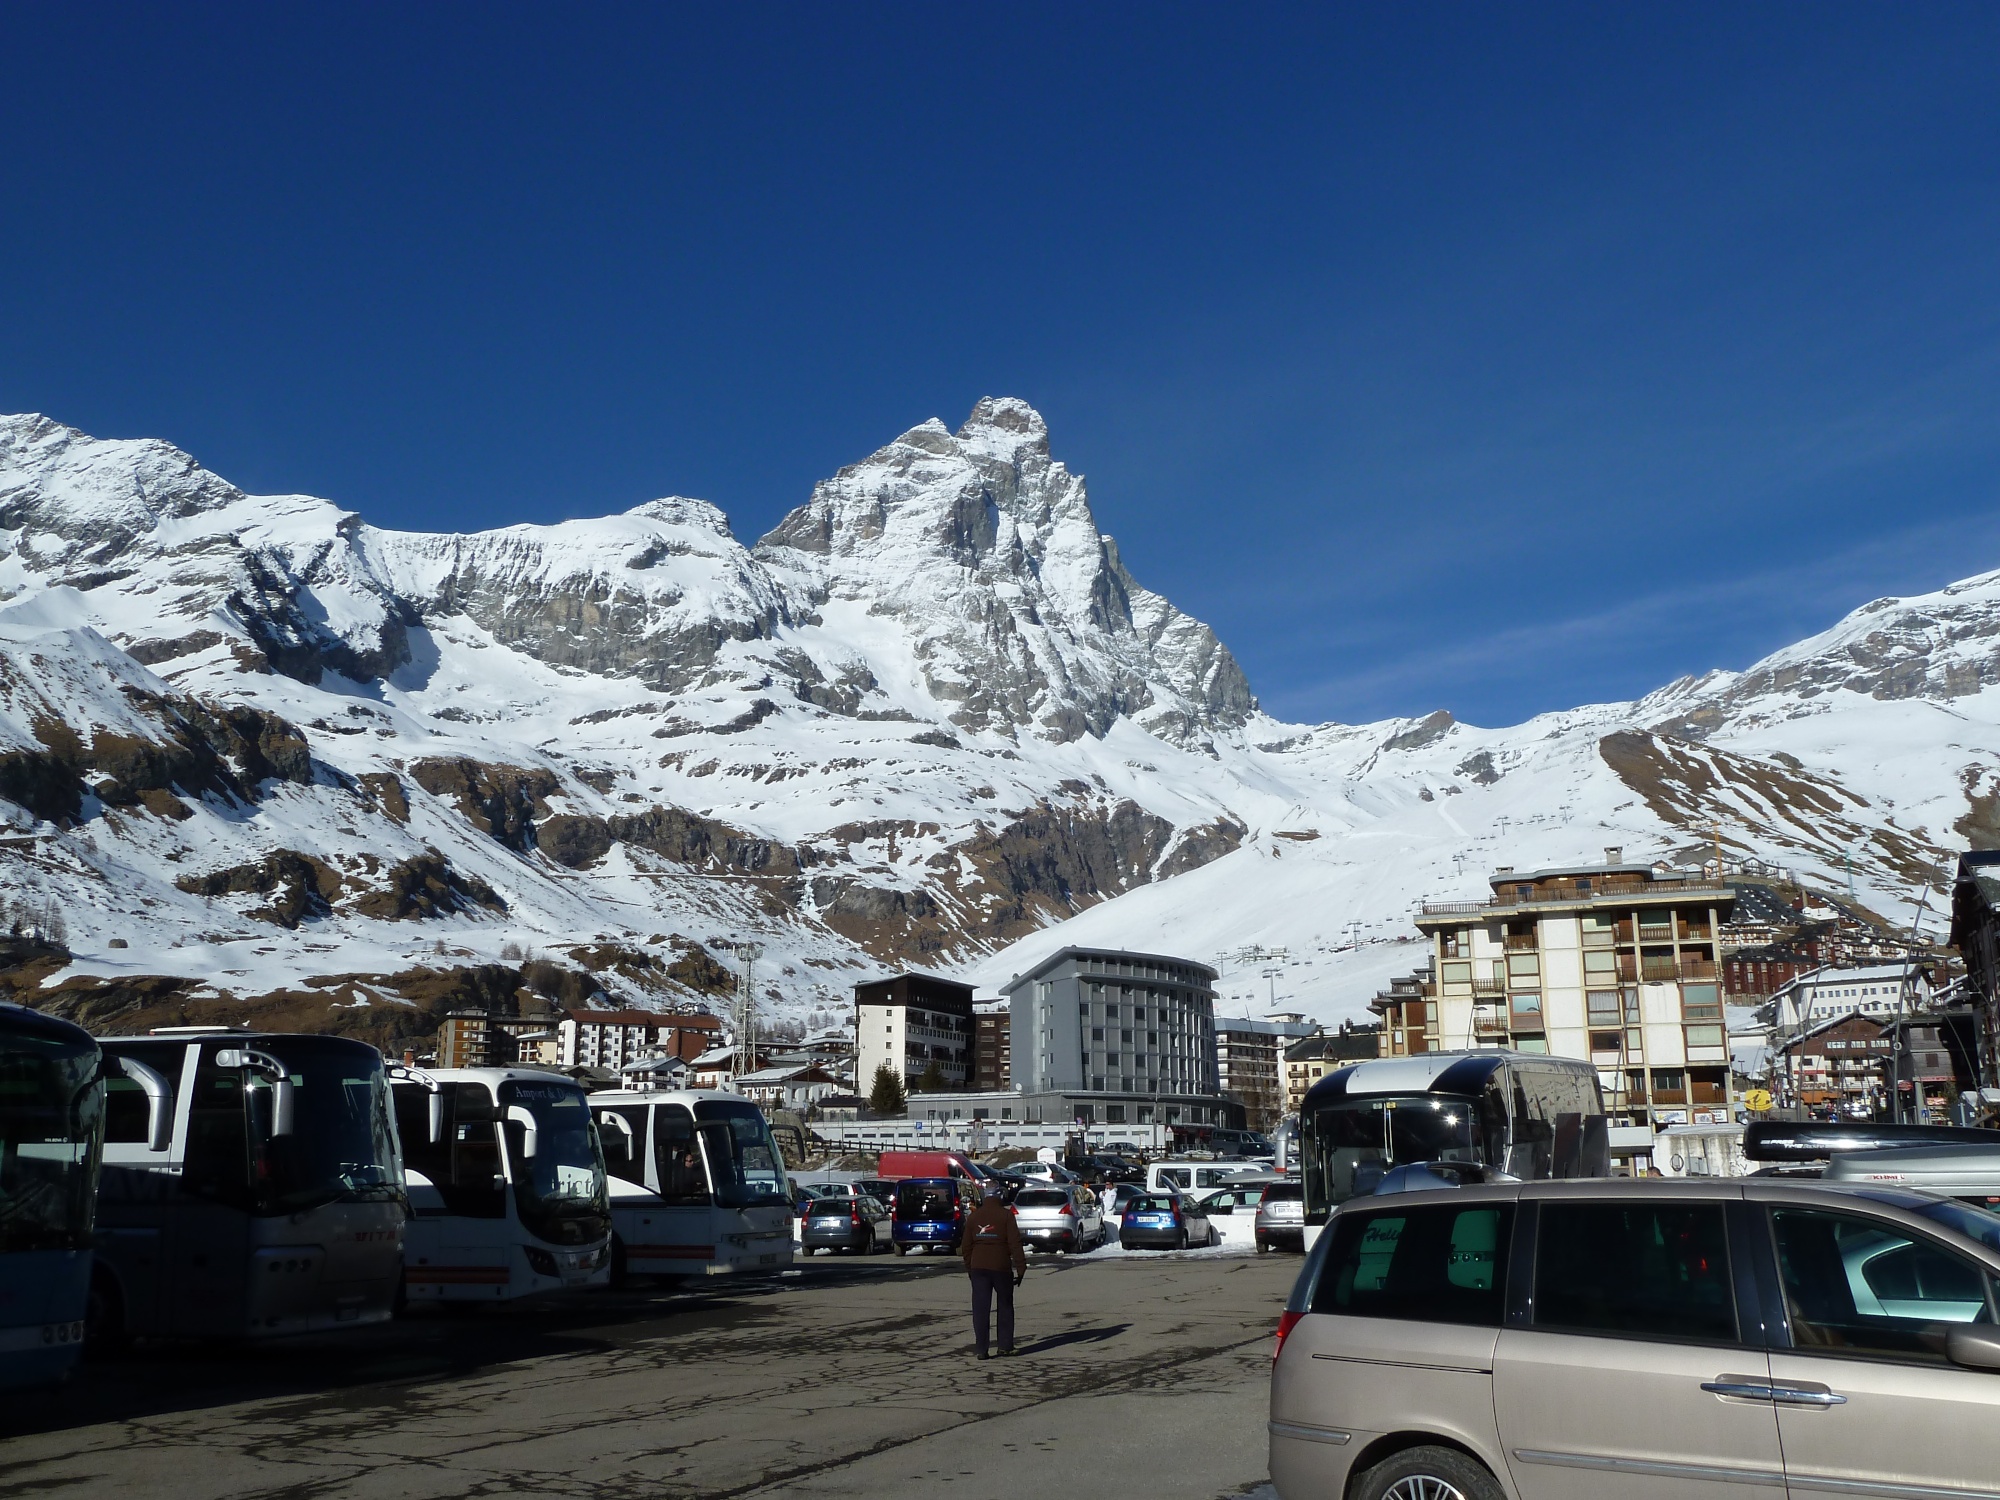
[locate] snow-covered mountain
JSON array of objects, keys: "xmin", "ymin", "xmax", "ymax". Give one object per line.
[{"xmin": 0, "ymin": 401, "xmax": 1991, "ymax": 1045}]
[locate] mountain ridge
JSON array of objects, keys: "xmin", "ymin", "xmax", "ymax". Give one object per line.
[{"xmin": 0, "ymin": 403, "xmax": 1991, "ymax": 1044}]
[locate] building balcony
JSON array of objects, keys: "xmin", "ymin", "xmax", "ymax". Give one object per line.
[
  {"xmin": 1472, "ymin": 976, "xmax": 1507, "ymax": 997},
  {"xmin": 1503, "ymin": 934, "xmax": 1539, "ymax": 952},
  {"xmin": 1472, "ymin": 1007, "xmax": 1508, "ymax": 1037}
]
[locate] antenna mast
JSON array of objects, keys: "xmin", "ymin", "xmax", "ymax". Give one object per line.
[{"xmin": 733, "ymin": 942, "xmax": 764, "ymax": 1083}]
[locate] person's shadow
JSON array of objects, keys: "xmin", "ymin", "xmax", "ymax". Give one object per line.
[{"xmin": 1012, "ymin": 1323, "xmax": 1129, "ymax": 1354}]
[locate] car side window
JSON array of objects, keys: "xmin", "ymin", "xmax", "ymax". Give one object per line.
[
  {"xmin": 1771, "ymin": 1207, "xmax": 1998, "ymax": 1364},
  {"xmin": 1312, "ymin": 1204, "xmax": 1511, "ymax": 1326},
  {"xmin": 1535, "ymin": 1201, "xmax": 1736, "ymax": 1343}
]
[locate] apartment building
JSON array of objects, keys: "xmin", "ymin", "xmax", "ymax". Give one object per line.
[
  {"xmin": 1282, "ymin": 1022, "xmax": 1382, "ymax": 1115},
  {"xmin": 1774, "ymin": 1011, "xmax": 1892, "ymax": 1114},
  {"xmin": 854, "ymin": 971, "xmax": 974, "ymax": 1091},
  {"xmin": 1768, "ymin": 964, "xmax": 1930, "ymax": 1031},
  {"xmin": 1411, "ymin": 850, "xmax": 1737, "ymax": 1126},
  {"xmin": 973, "ymin": 1002, "xmax": 1012, "ymax": 1090},
  {"xmin": 559, "ymin": 1007, "xmax": 721, "ymax": 1072},
  {"xmin": 1215, "ymin": 1013, "xmax": 1318, "ymax": 1131},
  {"xmin": 1369, "ymin": 966, "xmax": 1440, "ymax": 1055}
]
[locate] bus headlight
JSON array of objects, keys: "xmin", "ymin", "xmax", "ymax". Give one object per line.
[{"xmin": 524, "ymin": 1247, "xmax": 559, "ymax": 1277}]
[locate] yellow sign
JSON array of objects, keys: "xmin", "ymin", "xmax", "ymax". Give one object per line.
[{"xmin": 1743, "ymin": 1089, "xmax": 1773, "ymax": 1113}]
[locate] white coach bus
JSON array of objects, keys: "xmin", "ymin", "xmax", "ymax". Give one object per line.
[
  {"xmin": 585, "ymin": 1088, "xmax": 793, "ymax": 1279},
  {"xmin": 389, "ymin": 1066, "xmax": 611, "ymax": 1300},
  {"xmin": 92, "ymin": 1029, "xmax": 405, "ymax": 1343}
]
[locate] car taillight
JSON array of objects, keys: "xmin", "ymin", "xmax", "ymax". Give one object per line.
[
  {"xmin": 1057, "ymin": 1205, "xmax": 1073, "ymax": 1218},
  {"xmin": 1273, "ymin": 1310, "xmax": 1304, "ymax": 1362},
  {"xmin": 850, "ymin": 1206, "xmax": 862, "ymax": 1223}
]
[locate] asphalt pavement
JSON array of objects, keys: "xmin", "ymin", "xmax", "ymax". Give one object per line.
[{"xmin": 1, "ymin": 1248, "xmax": 1299, "ymax": 1500}]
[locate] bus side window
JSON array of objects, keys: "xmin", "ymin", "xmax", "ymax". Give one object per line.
[
  {"xmin": 601, "ymin": 1107, "xmax": 649, "ymax": 1187},
  {"xmin": 445, "ymin": 1083, "xmax": 506, "ymax": 1218},
  {"xmin": 1509, "ymin": 1072, "xmax": 1554, "ymax": 1179},
  {"xmin": 652, "ymin": 1106, "xmax": 709, "ymax": 1204},
  {"xmin": 180, "ymin": 1055, "xmax": 252, "ymax": 1206}
]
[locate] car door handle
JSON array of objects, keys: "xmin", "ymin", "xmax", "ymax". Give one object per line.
[
  {"xmin": 1701, "ymin": 1379, "xmax": 1778, "ymax": 1401},
  {"xmin": 1770, "ymin": 1384, "xmax": 1847, "ymax": 1407}
]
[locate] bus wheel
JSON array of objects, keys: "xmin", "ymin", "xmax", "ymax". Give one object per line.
[
  {"xmin": 610, "ymin": 1237, "xmax": 629, "ymax": 1287},
  {"xmin": 84, "ymin": 1267, "xmax": 126, "ymax": 1355}
]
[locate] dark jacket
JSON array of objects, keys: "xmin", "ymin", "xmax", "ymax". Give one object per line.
[{"xmin": 960, "ymin": 1195, "xmax": 1026, "ymax": 1275}]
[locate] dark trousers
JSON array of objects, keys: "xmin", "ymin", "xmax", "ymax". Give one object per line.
[{"xmin": 968, "ymin": 1268, "xmax": 1014, "ymax": 1353}]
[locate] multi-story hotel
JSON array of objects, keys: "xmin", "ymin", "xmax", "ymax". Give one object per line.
[
  {"xmin": 853, "ymin": 971, "xmax": 975, "ymax": 1090},
  {"xmin": 1407, "ymin": 850, "xmax": 1737, "ymax": 1126}
]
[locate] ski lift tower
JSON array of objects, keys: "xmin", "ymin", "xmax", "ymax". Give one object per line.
[{"xmin": 732, "ymin": 942, "xmax": 765, "ymax": 1080}]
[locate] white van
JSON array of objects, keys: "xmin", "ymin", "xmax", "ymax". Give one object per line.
[{"xmin": 1147, "ymin": 1160, "xmax": 1268, "ymax": 1194}]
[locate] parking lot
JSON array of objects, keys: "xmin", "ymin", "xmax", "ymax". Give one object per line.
[{"xmin": 2, "ymin": 1250, "xmax": 1297, "ymax": 1500}]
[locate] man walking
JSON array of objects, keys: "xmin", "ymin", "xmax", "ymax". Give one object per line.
[{"xmin": 959, "ymin": 1182, "xmax": 1026, "ymax": 1359}]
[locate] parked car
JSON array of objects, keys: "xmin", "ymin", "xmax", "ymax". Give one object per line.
[
  {"xmin": 891, "ymin": 1178, "xmax": 967, "ymax": 1256},
  {"xmin": 1099, "ymin": 1181, "xmax": 1154, "ymax": 1225},
  {"xmin": 1013, "ymin": 1161, "xmax": 1079, "ymax": 1185},
  {"xmin": 979, "ymin": 1170, "xmax": 1033, "ymax": 1205},
  {"xmin": 1071, "ymin": 1154, "xmax": 1144, "ymax": 1186},
  {"xmin": 800, "ymin": 1194, "xmax": 892, "ymax": 1255},
  {"xmin": 856, "ymin": 1177, "xmax": 900, "ymax": 1204},
  {"xmin": 1148, "ymin": 1160, "xmax": 1271, "ymax": 1195},
  {"xmin": 1118, "ymin": 1191, "xmax": 1216, "ymax": 1251},
  {"xmin": 1011, "ymin": 1185, "xmax": 1105, "ymax": 1253},
  {"xmin": 1254, "ymin": 1180, "xmax": 1305, "ymax": 1252},
  {"xmin": 1269, "ymin": 1177, "xmax": 2000, "ymax": 1500},
  {"xmin": 799, "ymin": 1181, "xmax": 862, "ymax": 1200},
  {"xmin": 1198, "ymin": 1183, "xmax": 1268, "ymax": 1218}
]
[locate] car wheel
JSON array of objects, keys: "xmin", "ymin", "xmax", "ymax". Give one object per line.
[
  {"xmin": 1175, "ymin": 1229, "xmax": 1188, "ymax": 1251},
  {"xmin": 1354, "ymin": 1444, "xmax": 1505, "ymax": 1500},
  {"xmin": 1207, "ymin": 1225, "xmax": 1220, "ymax": 1248},
  {"xmin": 893, "ymin": 1242, "xmax": 907, "ymax": 1256}
]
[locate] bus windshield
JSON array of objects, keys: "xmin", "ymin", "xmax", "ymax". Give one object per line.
[
  {"xmin": 1303, "ymin": 1094, "xmax": 1478, "ymax": 1216},
  {"xmin": 694, "ymin": 1100, "xmax": 788, "ymax": 1208},
  {"xmin": 499, "ymin": 1078, "xmax": 609, "ymax": 1245},
  {"xmin": 0, "ymin": 1023, "xmax": 103, "ymax": 1254},
  {"xmin": 249, "ymin": 1038, "xmax": 403, "ymax": 1214}
]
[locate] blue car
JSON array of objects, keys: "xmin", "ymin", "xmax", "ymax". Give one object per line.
[{"xmin": 891, "ymin": 1178, "xmax": 966, "ymax": 1256}]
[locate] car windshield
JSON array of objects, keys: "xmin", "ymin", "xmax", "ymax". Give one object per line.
[
  {"xmin": 499, "ymin": 1077, "xmax": 609, "ymax": 1244},
  {"xmin": 1015, "ymin": 1189, "xmax": 1070, "ymax": 1208},
  {"xmin": 249, "ymin": 1037, "xmax": 403, "ymax": 1214},
  {"xmin": 0, "ymin": 1020, "xmax": 102, "ymax": 1253},
  {"xmin": 692, "ymin": 1100, "xmax": 788, "ymax": 1208},
  {"xmin": 1304, "ymin": 1094, "xmax": 1478, "ymax": 1214}
]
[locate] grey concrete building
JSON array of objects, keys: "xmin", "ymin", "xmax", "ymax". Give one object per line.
[{"xmin": 997, "ymin": 946, "xmax": 1229, "ymax": 1126}]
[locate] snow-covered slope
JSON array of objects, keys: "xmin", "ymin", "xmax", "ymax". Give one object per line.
[{"xmin": 0, "ymin": 404, "xmax": 1991, "ymax": 1041}]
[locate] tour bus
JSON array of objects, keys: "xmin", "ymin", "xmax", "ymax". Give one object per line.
[
  {"xmin": 389, "ymin": 1065, "xmax": 611, "ymax": 1299},
  {"xmin": 93, "ymin": 1028, "xmax": 405, "ymax": 1343},
  {"xmin": 585, "ymin": 1087, "xmax": 793, "ymax": 1279},
  {"xmin": 0, "ymin": 1004, "xmax": 104, "ymax": 1388},
  {"xmin": 1297, "ymin": 1050, "xmax": 1608, "ymax": 1248}
]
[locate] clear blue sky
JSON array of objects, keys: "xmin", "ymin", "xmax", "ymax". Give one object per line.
[{"xmin": 2, "ymin": 5, "xmax": 1995, "ymax": 728}]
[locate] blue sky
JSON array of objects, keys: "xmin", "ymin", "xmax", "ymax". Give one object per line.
[{"xmin": 2, "ymin": 5, "xmax": 1995, "ymax": 728}]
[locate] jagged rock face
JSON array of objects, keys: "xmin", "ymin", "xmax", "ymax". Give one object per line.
[{"xmin": 758, "ymin": 397, "xmax": 1255, "ymax": 746}]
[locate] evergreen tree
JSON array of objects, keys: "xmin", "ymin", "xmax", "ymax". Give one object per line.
[
  {"xmin": 914, "ymin": 1059, "xmax": 947, "ymax": 1094},
  {"xmin": 867, "ymin": 1063, "xmax": 907, "ymax": 1115}
]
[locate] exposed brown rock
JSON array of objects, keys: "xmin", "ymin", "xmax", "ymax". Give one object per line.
[
  {"xmin": 409, "ymin": 758, "xmax": 561, "ymax": 853},
  {"xmin": 175, "ymin": 850, "xmax": 344, "ymax": 929},
  {"xmin": 357, "ymin": 771, "xmax": 410, "ymax": 824},
  {"xmin": 344, "ymin": 851, "xmax": 507, "ymax": 921}
]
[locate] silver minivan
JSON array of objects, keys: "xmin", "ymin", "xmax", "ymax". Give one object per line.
[{"xmin": 1270, "ymin": 1178, "xmax": 2000, "ymax": 1500}]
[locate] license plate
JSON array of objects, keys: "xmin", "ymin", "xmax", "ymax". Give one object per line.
[
  {"xmin": 1136, "ymin": 1214, "xmax": 1171, "ymax": 1227},
  {"xmin": 811, "ymin": 1218, "xmax": 846, "ymax": 1228}
]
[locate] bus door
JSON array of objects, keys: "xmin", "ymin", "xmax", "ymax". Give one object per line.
[
  {"xmin": 168, "ymin": 1049, "xmax": 256, "ymax": 1336},
  {"xmin": 396, "ymin": 1082, "xmax": 509, "ymax": 1292},
  {"xmin": 643, "ymin": 1104, "xmax": 715, "ymax": 1266},
  {"xmin": 96, "ymin": 1042, "xmax": 185, "ymax": 1336}
]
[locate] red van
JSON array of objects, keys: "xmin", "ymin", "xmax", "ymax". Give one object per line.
[{"xmin": 877, "ymin": 1149, "xmax": 977, "ymax": 1181}]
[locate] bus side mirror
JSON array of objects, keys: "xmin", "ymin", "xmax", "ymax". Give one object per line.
[
  {"xmin": 428, "ymin": 1091, "xmax": 445, "ymax": 1144},
  {"xmin": 270, "ymin": 1078, "xmax": 296, "ymax": 1138},
  {"xmin": 116, "ymin": 1055, "xmax": 173, "ymax": 1152},
  {"xmin": 506, "ymin": 1104, "xmax": 539, "ymax": 1158}
]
